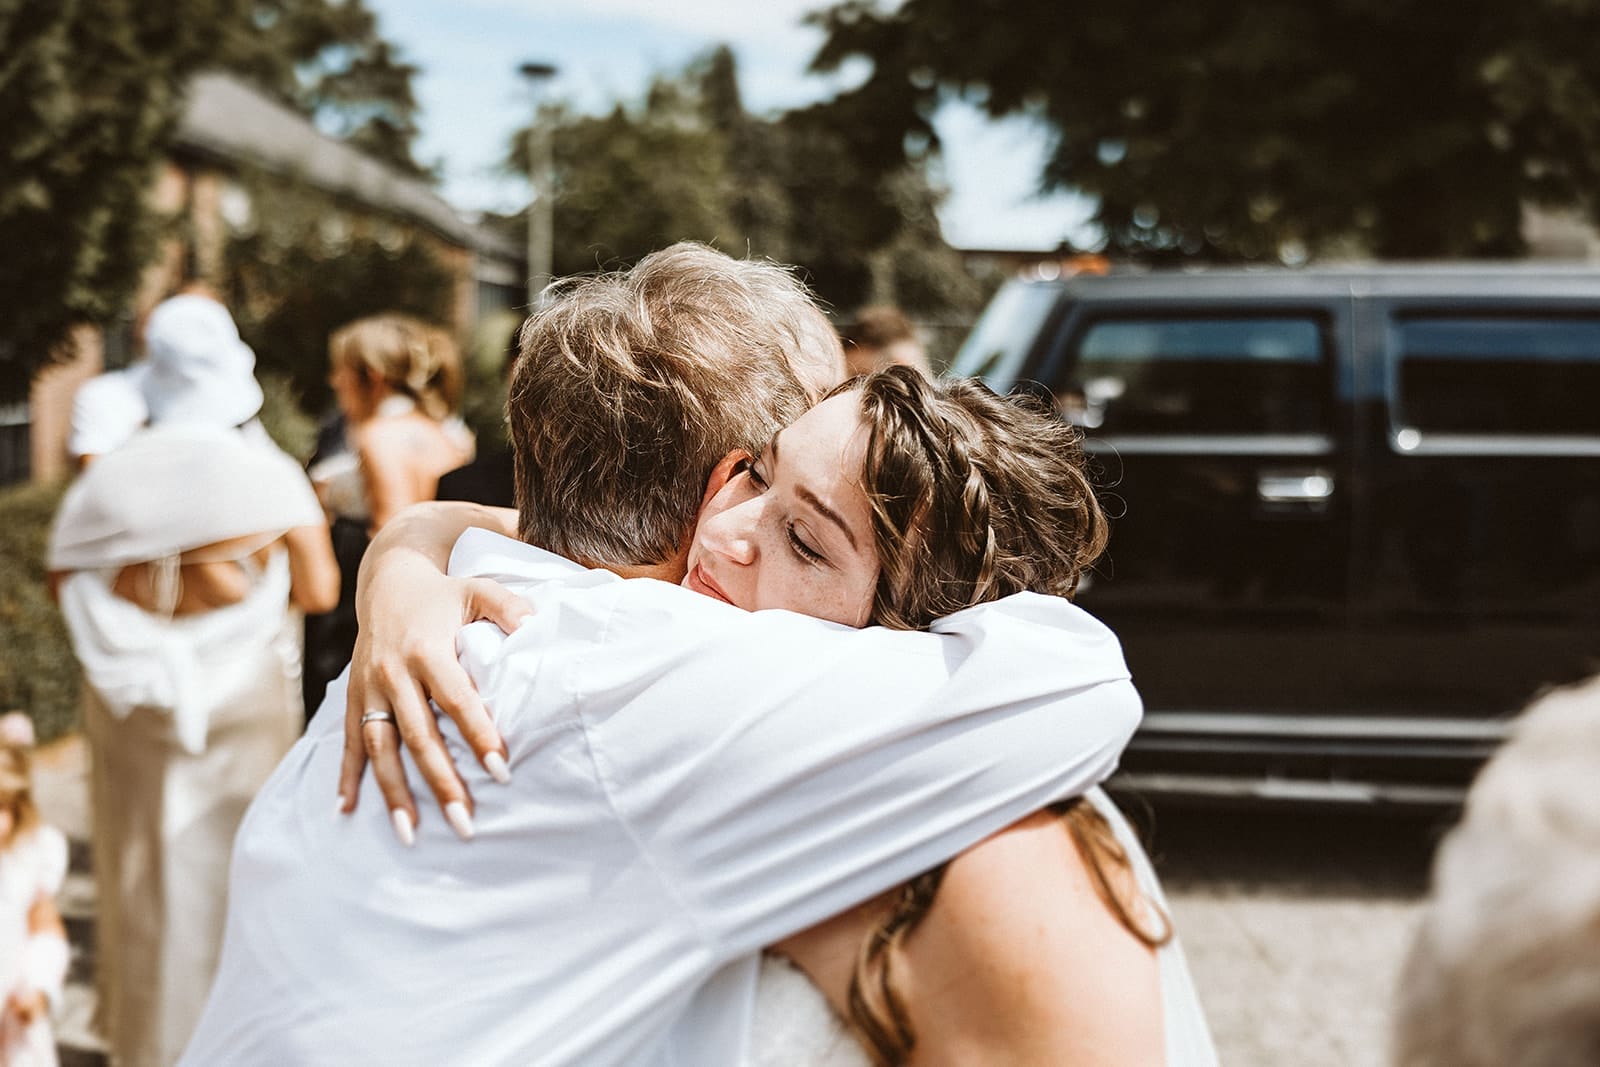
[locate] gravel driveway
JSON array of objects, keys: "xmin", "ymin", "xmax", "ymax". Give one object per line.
[{"xmin": 1141, "ymin": 803, "xmax": 1443, "ymax": 1067}]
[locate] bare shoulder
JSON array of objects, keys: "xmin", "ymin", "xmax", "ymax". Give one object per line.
[
  {"xmin": 916, "ymin": 813, "xmax": 1104, "ymax": 974},
  {"xmin": 898, "ymin": 813, "xmax": 1166, "ymax": 1066},
  {"xmin": 366, "ymin": 413, "xmax": 469, "ymax": 465}
]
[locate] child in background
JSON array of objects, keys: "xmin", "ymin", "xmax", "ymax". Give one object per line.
[{"xmin": 0, "ymin": 713, "xmax": 69, "ymax": 1066}]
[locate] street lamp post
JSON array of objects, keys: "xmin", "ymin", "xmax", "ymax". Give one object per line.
[{"xmin": 518, "ymin": 61, "xmax": 558, "ymax": 309}]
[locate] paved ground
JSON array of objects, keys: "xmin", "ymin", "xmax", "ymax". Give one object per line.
[
  {"xmin": 33, "ymin": 736, "xmax": 1444, "ymax": 1065},
  {"xmin": 1137, "ymin": 800, "xmax": 1441, "ymax": 1067}
]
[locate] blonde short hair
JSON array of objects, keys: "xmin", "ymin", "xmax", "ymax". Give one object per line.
[
  {"xmin": 508, "ymin": 242, "xmax": 845, "ymax": 566},
  {"xmin": 1393, "ymin": 675, "xmax": 1600, "ymax": 1067},
  {"xmin": 330, "ymin": 313, "xmax": 461, "ymax": 420}
]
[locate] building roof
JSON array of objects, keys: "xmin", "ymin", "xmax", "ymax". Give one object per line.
[{"xmin": 174, "ymin": 71, "xmax": 497, "ymax": 253}]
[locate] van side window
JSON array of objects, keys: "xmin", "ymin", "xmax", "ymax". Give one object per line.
[
  {"xmin": 1395, "ymin": 316, "xmax": 1600, "ymax": 437},
  {"xmin": 1061, "ymin": 317, "xmax": 1327, "ymax": 434}
]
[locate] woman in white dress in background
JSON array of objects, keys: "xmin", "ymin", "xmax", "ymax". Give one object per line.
[{"xmin": 47, "ymin": 292, "xmax": 338, "ymax": 1067}]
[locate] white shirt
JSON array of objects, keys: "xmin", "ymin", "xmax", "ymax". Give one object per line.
[
  {"xmin": 67, "ymin": 365, "xmax": 148, "ymax": 460},
  {"xmin": 184, "ymin": 529, "xmax": 1142, "ymax": 1067}
]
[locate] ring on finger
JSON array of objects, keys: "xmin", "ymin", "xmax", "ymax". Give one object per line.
[{"xmin": 361, "ymin": 710, "xmax": 398, "ymax": 728}]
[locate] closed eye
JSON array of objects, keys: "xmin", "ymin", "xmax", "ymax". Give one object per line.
[
  {"xmin": 787, "ymin": 522, "xmax": 825, "ymax": 564},
  {"xmin": 740, "ymin": 456, "xmax": 771, "ymax": 491}
]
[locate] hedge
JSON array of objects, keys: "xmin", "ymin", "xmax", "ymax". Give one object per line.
[{"xmin": 0, "ymin": 479, "xmax": 77, "ymax": 742}]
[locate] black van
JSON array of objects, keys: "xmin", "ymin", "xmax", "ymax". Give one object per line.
[{"xmin": 950, "ymin": 264, "xmax": 1600, "ymax": 807}]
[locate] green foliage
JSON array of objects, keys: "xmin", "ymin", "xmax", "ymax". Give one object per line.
[
  {"xmin": 216, "ymin": 0, "xmax": 432, "ymax": 178},
  {"xmin": 0, "ymin": 0, "xmax": 428, "ymax": 400},
  {"xmin": 539, "ymin": 98, "xmax": 740, "ymax": 277},
  {"xmin": 257, "ymin": 371, "xmax": 318, "ymax": 462},
  {"xmin": 809, "ymin": 0, "xmax": 1600, "ymax": 261},
  {"xmin": 459, "ymin": 310, "xmax": 522, "ymax": 448},
  {"xmin": 223, "ymin": 174, "xmax": 455, "ymax": 414},
  {"xmin": 508, "ymin": 47, "xmax": 986, "ymax": 320},
  {"xmin": 0, "ymin": 480, "xmax": 77, "ymax": 741},
  {"xmin": 0, "ymin": 0, "xmax": 244, "ymax": 401}
]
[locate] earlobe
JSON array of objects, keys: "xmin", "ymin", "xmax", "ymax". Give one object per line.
[{"xmin": 700, "ymin": 450, "xmax": 750, "ymax": 511}]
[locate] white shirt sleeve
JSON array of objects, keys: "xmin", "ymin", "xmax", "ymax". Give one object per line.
[
  {"xmin": 453, "ymin": 529, "xmax": 1142, "ymax": 957},
  {"xmin": 571, "ymin": 578, "xmax": 1139, "ymax": 956}
]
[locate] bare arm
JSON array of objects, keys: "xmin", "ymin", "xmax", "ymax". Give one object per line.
[
  {"xmin": 336, "ymin": 502, "xmax": 529, "ymax": 832},
  {"xmin": 11, "ymin": 891, "xmax": 68, "ymax": 1025},
  {"xmin": 284, "ymin": 523, "xmax": 340, "ymax": 614}
]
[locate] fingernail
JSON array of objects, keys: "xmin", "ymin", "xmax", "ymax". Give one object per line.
[
  {"xmin": 512, "ymin": 610, "xmax": 535, "ymax": 628},
  {"xmin": 336, "ymin": 794, "xmax": 350, "ymax": 815},
  {"xmin": 484, "ymin": 751, "xmax": 511, "ymax": 784},
  {"xmin": 390, "ymin": 808, "xmax": 416, "ymax": 848},
  {"xmin": 444, "ymin": 801, "xmax": 475, "ymax": 841}
]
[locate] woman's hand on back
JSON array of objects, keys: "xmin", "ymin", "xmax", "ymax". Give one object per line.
[{"xmin": 336, "ymin": 502, "xmax": 530, "ymax": 844}]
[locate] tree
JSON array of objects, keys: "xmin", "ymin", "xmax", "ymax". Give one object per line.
[
  {"xmin": 515, "ymin": 92, "xmax": 740, "ymax": 278},
  {"xmin": 217, "ymin": 0, "xmax": 432, "ymax": 179},
  {"xmin": 507, "ymin": 47, "xmax": 982, "ymax": 318},
  {"xmin": 223, "ymin": 173, "xmax": 454, "ymax": 414},
  {"xmin": 0, "ymin": 0, "xmax": 430, "ymax": 401},
  {"xmin": 808, "ymin": 0, "xmax": 1600, "ymax": 261},
  {"xmin": 0, "ymin": 0, "xmax": 244, "ymax": 401}
]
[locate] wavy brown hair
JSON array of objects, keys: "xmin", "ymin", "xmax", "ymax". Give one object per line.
[{"xmin": 839, "ymin": 367, "xmax": 1170, "ymax": 1065}]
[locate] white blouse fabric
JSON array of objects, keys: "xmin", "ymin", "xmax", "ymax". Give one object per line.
[{"xmin": 185, "ymin": 529, "xmax": 1143, "ymax": 1067}]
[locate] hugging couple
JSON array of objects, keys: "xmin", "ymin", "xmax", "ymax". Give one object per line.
[{"xmin": 185, "ymin": 243, "xmax": 1217, "ymax": 1066}]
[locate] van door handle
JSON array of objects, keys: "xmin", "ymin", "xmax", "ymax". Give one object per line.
[{"xmin": 1256, "ymin": 468, "xmax": 1335, "ymax": 504}]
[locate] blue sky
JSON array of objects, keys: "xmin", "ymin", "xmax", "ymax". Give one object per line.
[{"xmin": 364, "ymin": 0, "xmax": 1096, "ymax": 251}]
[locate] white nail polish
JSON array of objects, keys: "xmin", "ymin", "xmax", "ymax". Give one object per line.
[
  {"xmin": 390, "ymin": 808, "xmax": 416, "ymax": 848},
  {"xmin": 444, "ymin": 801, "xmax": 475, "ymax": 841},
  {"xmin": 336, "ymin": 794, "xmax": 350, "ymax": 815},
  {"xmin": 484, "ymin": 751, "xmax": 511, "ymax": 784}
]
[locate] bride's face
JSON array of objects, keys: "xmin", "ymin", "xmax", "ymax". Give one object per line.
[{"xmin": 683, "ymin": 392, "xmax": 880, "ymax": 628}]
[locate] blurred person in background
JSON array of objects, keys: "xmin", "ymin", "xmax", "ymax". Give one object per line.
[
  {"xmin": 841, "ymin": 305, "xmax": 932, "ymax": 378},
  {"xmin": 0, "ymin": 713, "xmax": 69, "ymax": 1067},
  {"xmin": 46, "ymin": 291, "xmax": 337, "ymax": 1067},
  {"xmin": 65, "ymin": 360, "xmax": 147, "ymax": 468},
  {"xmin": 302, "ymin": 313, "xmax": 474, "ymax": 713},
  {"xmin": 1392, "ymin": 674, "xmax": 1600, "ymax": 1067},
  {"xmin": 64, "ymin": 279, "xmax": 220, "ymax": 467},
  {"xmin": 434, "ymin": 322, "xmax": 523, "ymax": 509}
]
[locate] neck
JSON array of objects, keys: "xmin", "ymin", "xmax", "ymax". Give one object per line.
[{"xmin": 586, "ymin": 544, "xmax": 690, "ymax": 585}]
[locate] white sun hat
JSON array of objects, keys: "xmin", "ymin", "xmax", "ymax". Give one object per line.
[{"xmin": 141, "ymin": 293, "xmax": 264, "ymax": 428}]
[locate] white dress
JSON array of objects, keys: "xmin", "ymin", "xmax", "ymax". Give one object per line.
[
  {"xmin": 49, "ymin": 424, "xmax": 324, "ymax": 1067},
  {"xmin": 0, "ymin": 825, "xmax": 68, "ymax": 1067},
  {"xmin": 747, "ymin": 957, "xmax": 870, "ymax": 1067}
]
